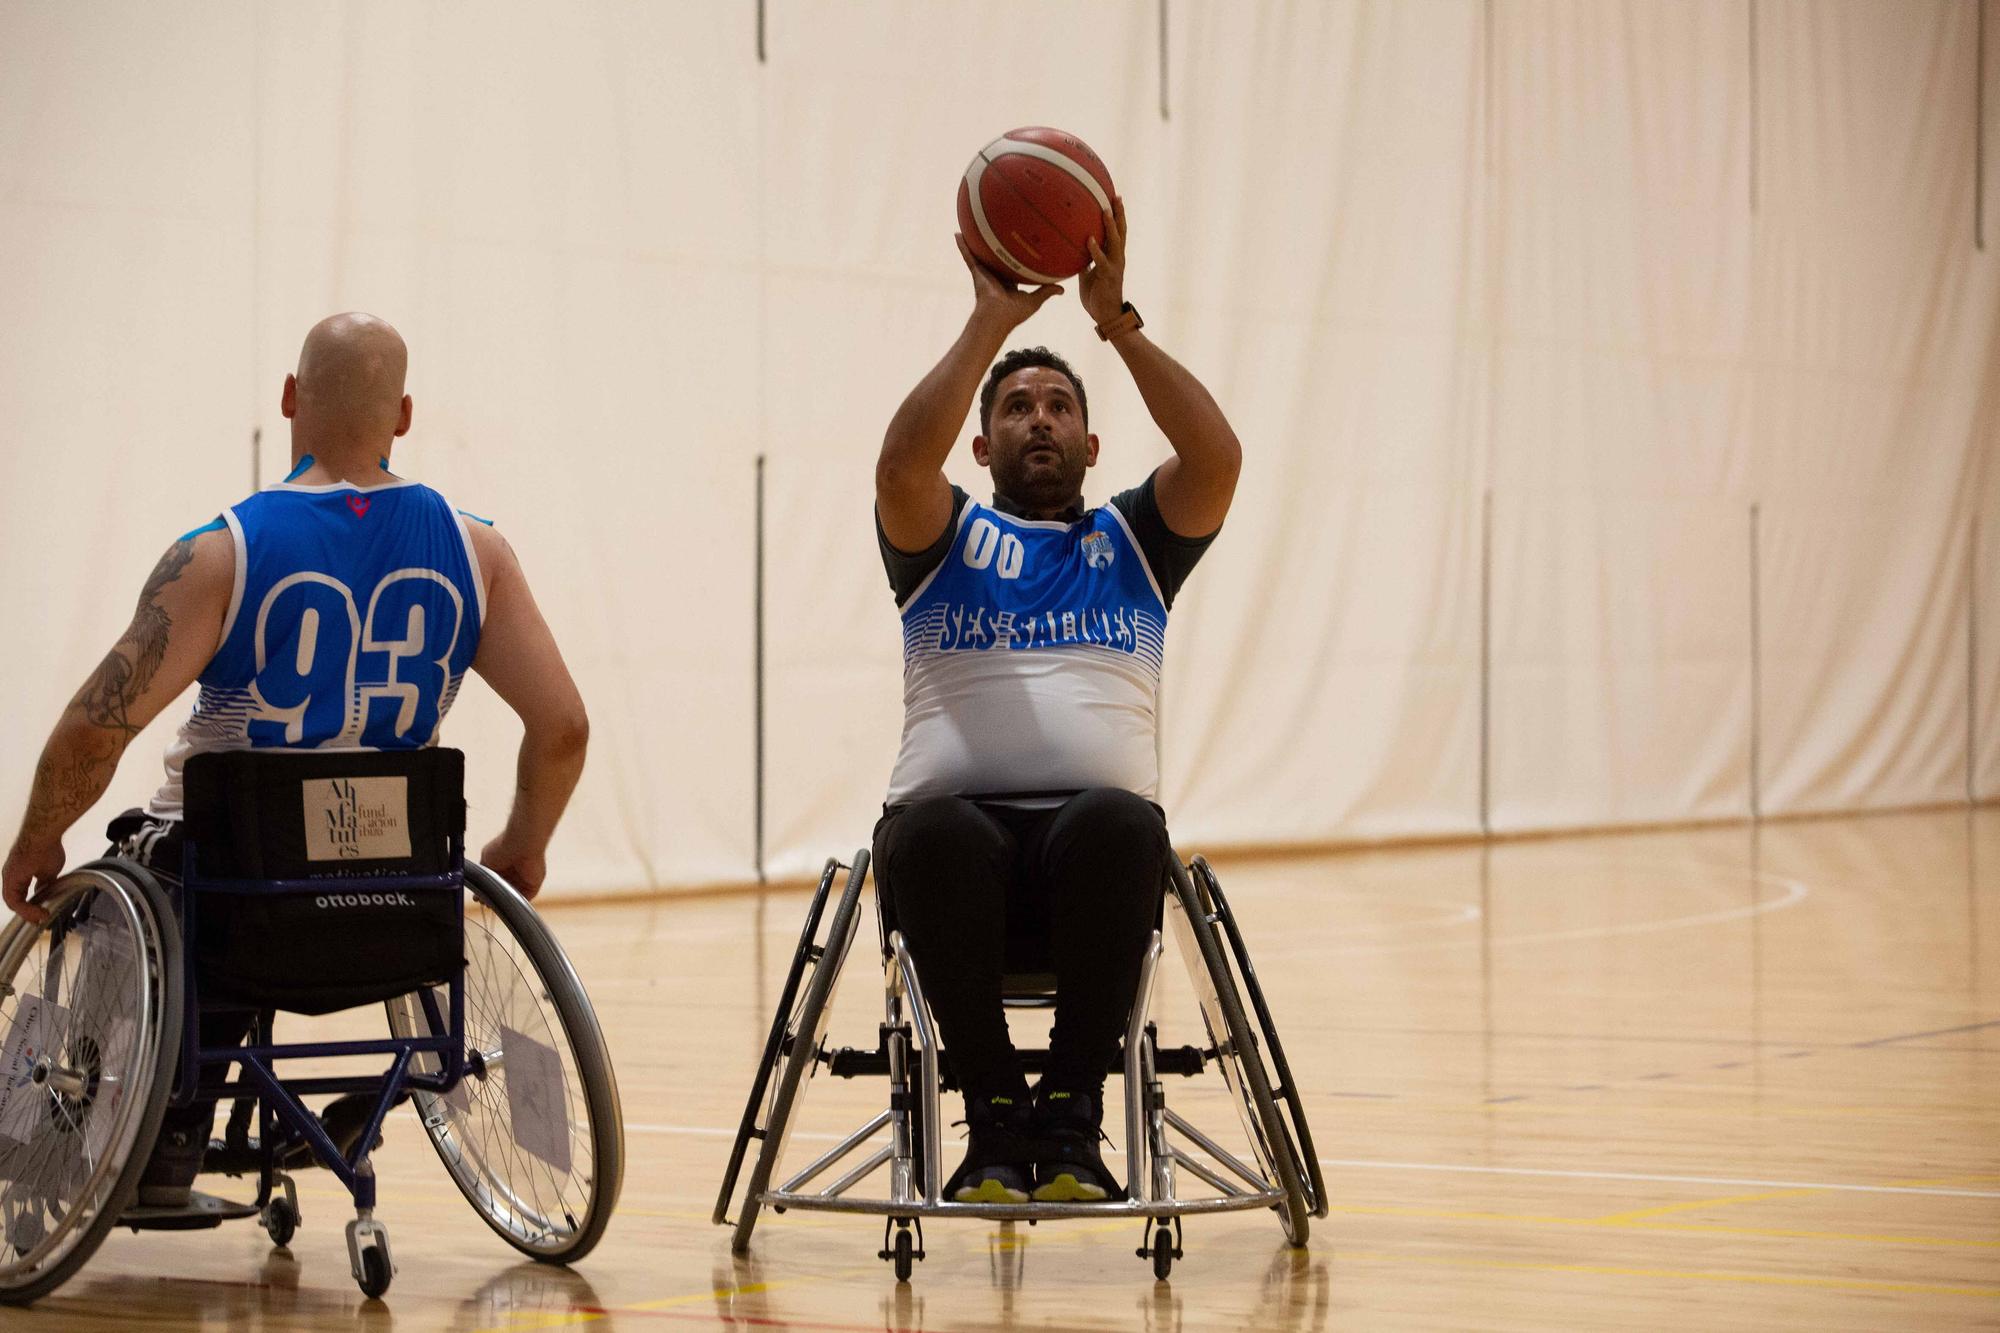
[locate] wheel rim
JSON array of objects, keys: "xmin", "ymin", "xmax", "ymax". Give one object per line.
[
  {"xmin": 0, "ymin": 878, "xmax": 163, "ymax": 1288},
  {"xmin": 388, "ymin": 898, "xmax": 600, "ymax": 1256},
  {"xmin": 1165, "ymin": 892, "xmax": 1283, "ymax": 1186}
]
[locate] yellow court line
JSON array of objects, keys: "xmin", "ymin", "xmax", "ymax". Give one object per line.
[
  {"xmin": 1592, "ymin": 1188, "xmax": 1812, "ymax": 1223},
  {"xmin": 1321, "ymin": 1203, "xmax": 2000, "ymax": 1249},
  {"xmin": 1335, "ymin": 1248, "xmax": 2000, "ymax": 1298}
]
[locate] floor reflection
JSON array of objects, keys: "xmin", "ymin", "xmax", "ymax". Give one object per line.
[{"xmin": 446, "ymin": 1260, "xmax": 605, "ymax": 1331}]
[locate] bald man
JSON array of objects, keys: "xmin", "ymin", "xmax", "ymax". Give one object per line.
[{"xmin": 0, "ymin": 313, "xmax": 588, "ymax": 1204}]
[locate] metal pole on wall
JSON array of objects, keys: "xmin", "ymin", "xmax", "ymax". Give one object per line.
[
  {"xmin": 1749, "ymin": 502, "xmax": 1763, "ymax": 820},
  {"xmin": 754, "ymin": 453, "xmax": 767, "ymax": 884},
  {"xmin": 1748, "ymin": 0, "xmax": 1759, "ymax": 214},
  {"xmin": 1972, "ymin": 513, "xmax": 1982, "ymax": 803},
  {"xmin": 1977, "ymin": 0, "xmax": 1987, "ymax": 251},
  {"xmin": 1480, "ymin": 487, "xmax": 1493, "ymax": 836},
  {"xmin": 1158, "ymin": 0, "xmax": 1170, "ymax": 121}
]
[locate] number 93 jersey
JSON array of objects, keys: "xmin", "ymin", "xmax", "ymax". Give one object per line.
[
  {"xmin": 150, "ymin": 473, "xmax": 485, "ymax": 817},
  {"xmin": 886, "ymin": 492, "xmax": 1172, "ymax": 806}
]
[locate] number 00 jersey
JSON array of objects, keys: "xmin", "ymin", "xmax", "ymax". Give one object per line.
[
  {"xmin": 150, "ymin": 471, "xmax": 487, "ymax": 817},
  {"xmin": 879, "ymin": 474, "xmax": 1215, "ymax": 807}
]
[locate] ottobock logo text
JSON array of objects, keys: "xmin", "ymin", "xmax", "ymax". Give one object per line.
[{"xmin": 314, "ymin": 892, "xmax": 417, "ymax": 909}]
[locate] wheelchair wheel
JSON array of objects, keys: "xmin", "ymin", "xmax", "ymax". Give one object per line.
[
  {"xmin": 1189, "ymin": 857, "xmax": 1328, "ymax": 1220},
  {"xmin": 728, "ymin": 852, "xmax": 868, "ymax": 1255},
  {"xmin": 1166, "ymin": 860, "xmax": 1312, "ymax": 1247},
  {"xmin": 385, "ymin": 863, "xmax": 623, "ymax": 1265},
  {"xmin": 712, "ymin": 857, "xmax": 842, "ymax": 1226},
  {"xmin": 0, "ymin": 863, "xmax": 182, "ymax": 1305}
]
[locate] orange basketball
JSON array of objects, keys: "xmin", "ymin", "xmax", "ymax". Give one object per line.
[{"xmin": 956, "ymin": 127, "xmax": 1117, "ymax": 284}]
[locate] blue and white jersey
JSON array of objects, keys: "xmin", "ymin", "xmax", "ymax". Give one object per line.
[
  {"xmin": 885, "ymin": 482, "xmax": 1199, "ymax": 806},
  {"xmin": 150, "ymin": 468, "xmax": 487, "ymax": 817}
]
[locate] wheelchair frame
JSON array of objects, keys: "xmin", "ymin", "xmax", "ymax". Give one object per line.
[
  {"xmin": 714, "ymin": 850, "xmax": 1328, "ymax": 1281},
  {"xmin": 155, "ymin": 826, "xmax": 475, "ymax": 1296},
  {"xmin": 0, "ymin": 841, "xmax": 623, "ymax": 1306}
]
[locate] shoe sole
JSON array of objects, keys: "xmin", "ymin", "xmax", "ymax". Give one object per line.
[
  {"xmin": 953, "ymin": 1178, "xmax": 1030, "ymax": 1204},
  {"xmin": 1032, "ymin": 1173, "xmax": 1109, "ymax": 1203}
]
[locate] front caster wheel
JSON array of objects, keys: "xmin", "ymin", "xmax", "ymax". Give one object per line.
[
  {"xmin": 893, "ymin": 1229, "xmax": 914, "ymax": 1282},
  {"xmin": 358, "ymin": 1246, "xmax": 391, "ymax": 1298},
  {"xmin": 1151, "ymin": 1226, "xmax": 1174, "ymax": 1280},
  {"xmin": 262, "ymin": 1197, "xmax": 298, "ymax": 1248}
]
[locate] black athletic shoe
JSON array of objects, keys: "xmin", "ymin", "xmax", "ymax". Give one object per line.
[
  {"xmin": 1031, "ymin": 1085, "xmax": 1124, "ymax": 1203},
  {"xmin": 943, "ymin": 1092, "xmax": 1035, "ymax": 1204},
  {"xmin": 135, "ymin": 1120, "xmax": 210, "ymax": 1208}
]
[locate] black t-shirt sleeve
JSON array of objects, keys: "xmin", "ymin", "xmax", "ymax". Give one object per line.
[
  {"xmin": 1107, "ymin": 470, "xmax": 1218, "ymax": 610},
  {"xmin": 876, "ymin": 485, "xmax": 970, "ymax": 607}
]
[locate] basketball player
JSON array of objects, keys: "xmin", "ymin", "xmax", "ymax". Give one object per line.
[
  {"xmin": 873, "ymin": 198, "xmax": 1242, "ymax": 1202},
  {"xmin": 0, "ymin": 312, "xmax": 589, "ymax": 1204}
]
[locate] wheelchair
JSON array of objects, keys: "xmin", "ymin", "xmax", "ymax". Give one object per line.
[
  {"xmin": 0, "ymin": 748, "xmax": 623, "ymax": 1304},
  {"xmin": 713, "ymin": 847, "xmax": 1327, "ymax": 1281}
]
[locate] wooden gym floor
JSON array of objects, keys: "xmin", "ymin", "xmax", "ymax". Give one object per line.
[{"xmin": 12, "ymin": 806, "xmax": 1998, "ymax": 1330}]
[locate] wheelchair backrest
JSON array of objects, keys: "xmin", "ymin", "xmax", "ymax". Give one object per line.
[
  {"xmin": 182, "ymin": 748, "xmax": 465, "ymax": 882},
  {"xmin": 179, "ymin": 748, "xmax": 467, "ymax": 1016}
]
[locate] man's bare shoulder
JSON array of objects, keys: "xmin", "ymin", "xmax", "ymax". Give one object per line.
[{"xmin": 162, "ymin": 526, "xmax": 234, "ymax": 608}]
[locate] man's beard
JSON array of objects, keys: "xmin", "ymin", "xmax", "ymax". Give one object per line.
[{"xmin": 992, "ymin": 446, "xmax": 1086, "ymax": 515}]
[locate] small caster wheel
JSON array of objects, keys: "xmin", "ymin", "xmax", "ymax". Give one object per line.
[
  {"xmin": 1151, "ymin": 1227, "xmax": 1174, "ymax": 1280},
  {"xmin": 359, "ymin": 1245, "xmax": 392, "ymax": 1298},
  {"xmin": 263, "ymin": 1197, "xmax": 298, "ymax": 1248},
  {"xmin": 893, "ymin": 1229, "xmax": 914, "ymax": 1283}
]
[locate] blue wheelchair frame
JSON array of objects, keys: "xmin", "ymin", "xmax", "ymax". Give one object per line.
[{"xmin": 169, "ymin": 831, "xmax": 470, "ymax": 1218}]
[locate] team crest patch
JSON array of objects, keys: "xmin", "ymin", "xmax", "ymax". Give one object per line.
[{"xmin": 1082, "ymin": 530, "xmax": 1115, "ymax": 570}]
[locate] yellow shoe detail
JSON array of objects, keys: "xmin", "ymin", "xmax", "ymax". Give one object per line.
[
  {"xmin": 954, "ymin": 1177, "xmax": 1029, "ymax": 1204},
  {"xmin": 1032, "ymin": 1172, "xmax": 1109, "ymax": 1203}
]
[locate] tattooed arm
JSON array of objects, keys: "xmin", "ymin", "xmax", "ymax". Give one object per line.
[{"xmin": 2, "ymin": 532, "xmax": 232, "ymax": 922}]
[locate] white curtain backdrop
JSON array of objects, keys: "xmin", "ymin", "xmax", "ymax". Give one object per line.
[{"xmin": 1, "ymin": 1, "xmax": 1993, "ymax": 896}]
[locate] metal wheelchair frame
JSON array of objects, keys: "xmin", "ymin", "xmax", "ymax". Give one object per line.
[{"xmin": 714, "ymin": 850, "xmax": 1328, "ymax": 1281}]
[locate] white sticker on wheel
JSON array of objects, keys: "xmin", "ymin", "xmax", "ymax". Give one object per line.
[
  {"xmin": 0, "ymin": 996, "xmax": 67, "ymax": 1144},
  {"xmin": 500, "ymin": 1025, "xmax": 570, "ymax": 1173}
]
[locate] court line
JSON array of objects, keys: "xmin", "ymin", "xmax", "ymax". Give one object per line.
[
  {"xmin": 1320, "ymin": 1201, "xmax": 2000, "ymax": 1249},
  {"xmin": 1316, "ymin": 1156, "xmax": 2000, "ymax": 1200},
  {"xmin": 1333, "ymin": 1249, "xmax": 2000, "ymax": 1299},
  {"xmin": 629, "ymin": 1123, "xmax": 2000, "ymax": 1199},
  {"xmin": 1269, "ymin": 860, "xmax": 1813, "ymax": 958},
  {"xmin": 1592, "ymin": 1188, "xmax": 1808, "ymax": 1222},
  {"xmin": 1852, "ymin": 1019, "xmax": 2000, "ymax": 1048}
]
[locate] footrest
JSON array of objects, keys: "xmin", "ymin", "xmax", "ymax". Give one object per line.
[{"xmin": 120, "ymin": 1190, "xmax": 262, "ymax": 1231}]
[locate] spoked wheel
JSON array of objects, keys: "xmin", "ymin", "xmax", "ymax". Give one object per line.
[
  {"xmin": 1188, "ymin": 857, "xmax": 1328, "ymax": 1219},
  {"xmin": 713, "ymin": 857, "xmax": 842, "ymax": 1226},
  {"xmin": 385, "ymin": 863, "xmax": 623, "ymax": 1265},
  {"xmin": 727, "ymin": 853, "xmax": 869, "ymax": 1254},
  {"xmin": 0, "ymin": 864, "xmax": 182, "ymax": 1305},
  {"xmin": 1166, "ymin": 861, "xmax": 1312, "ymax": 1247}
]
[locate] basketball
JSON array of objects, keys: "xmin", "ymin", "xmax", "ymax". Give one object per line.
[{"xmin": 956, "ymin": 126, "xmax": 1117, "ymax": 284}]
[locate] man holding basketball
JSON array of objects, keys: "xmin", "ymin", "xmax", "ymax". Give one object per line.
[{"xmin": 873, "ymin": 197, "xmax": 1241, "ymax": 1203}]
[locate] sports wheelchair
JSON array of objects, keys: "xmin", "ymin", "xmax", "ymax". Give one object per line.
[
  {"xmin": 714, "ymin": 848, "xmax": 1326, "ymax": 1281},
  {"xmin": 0, "ymin": 748, "xmax": 623, "ymax": 1304}
]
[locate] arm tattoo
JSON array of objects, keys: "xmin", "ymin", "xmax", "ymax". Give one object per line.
[
  {"xmin": 14, "ymin": 539, "xmax": 195, "ymax": 848},
  {"xmin": 19, "ymin": 731, "xmax": 121, "ymax": 844},
  {"xmin": 74, "ymin": 539, "xmax": 194, "ymax": 738}
]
